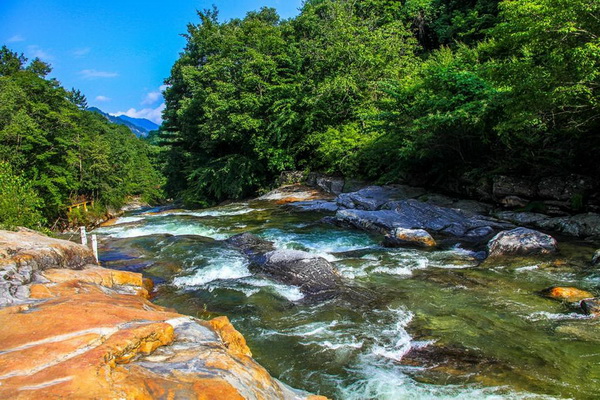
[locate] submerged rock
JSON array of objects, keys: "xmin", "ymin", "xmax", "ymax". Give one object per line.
[
  {"xmin": 383, "ymin": 228, "xmax": 436, "ymax": 248},
  {"xmin": 541, "ymin": 286, "xmax": 594, "ymax": 303},
  {"xmin": 487, "ymin": 228, "xmax": 558, "ymax": 257}
]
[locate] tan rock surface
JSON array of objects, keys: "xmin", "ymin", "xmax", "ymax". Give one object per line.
[{"xmin": 0, "ymin": 229, "xmax": 325, "ymax": 399}]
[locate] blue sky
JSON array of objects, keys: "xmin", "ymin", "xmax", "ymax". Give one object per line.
[{"xmin": 0, "ymin": 0, "xmax": 303, "ymax": 123}]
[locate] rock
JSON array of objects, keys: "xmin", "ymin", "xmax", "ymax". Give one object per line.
[
  {"xmin": 541, "ymin": 286, "xmax": 594, "ymax": 302},
  {"xmin": 0, "ymin": 229, "xmax": 97, "ymax": 306},
  {"xmin": 500, "ymin": 196, "xmax": 529, "ymax": 208},
  {"xmin": 496, "ymin": 211, "xmax": 600, "ymax": 238},
  {"xmin": 592, "ymin": 250, "xmax": 600, "ymax": 266},
  {"xmin": 310, "ymin": 175, "xmax": 345, "ymax": 195},
  {"xmin": 278, "ymin": 170, "xmax": 305, "ymax": 186},
  {"xmin": 493, "ymin": 175, "xmax": 537, "ymax": 198},
  {"xmin": 259, "ymin": 250, "xmax": 342, "ymax": 297},
  {"xmin": 487, "ymin": 228, "xmax": 558, "ymax": 258},
  {"xmin": 336, "ymin": 185, "xmax": 426, "ymax": 211},
  {"xmin": 286, "ymin": 200, "xmax": 339, "ymax": 213},
  {"xmin": 259, "ymin": 184, "xmax": 331, "ymax": 202},
  {"xmin": 580, "ymin": 298, "xmax": 600, "ymax": 316},
  {"xmin": 0, "ymin": 229, "xmax": 322, "ymax": 400},
  {"xmin": 538, "ymin": 175, "xmax": 595, "ymax": 202},
  {"xmin": 383, "ymin": 228, "xmax": 436, "ymax": 248},
  {"xmin": 335, "ymin": 199, "xmax": 510, "ymax": 242}
]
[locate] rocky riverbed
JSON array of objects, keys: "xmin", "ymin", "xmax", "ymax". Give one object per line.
[{"xmin": 87, "ymin": 183, "xmax": 600, "ymax": 399}]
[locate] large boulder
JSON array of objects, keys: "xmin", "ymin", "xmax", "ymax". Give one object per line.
[
  {"xmin": 496, "ymin": 211, "xmax": 600, "ymax": 238},
  {"xmin": 487, "ymin": 228, "xmax": 558, "ymax": 257},
  {"xmin": 336, "ymin": 185, "xmax": 425, "ymax": 211},
  {"xmin": 260, "ymin": 250, "xmax": 342, "ymax": 297},
  {"xmin": 335, "ymin": 199, "xmax": 510, "ymax": 242},
  {"xmin": 286, "ymin": 200, "xmax": 339, "ymax": 213},
  {"xmin": 227, "ymin": 234, "xmax": 343, "ymax": 298}
]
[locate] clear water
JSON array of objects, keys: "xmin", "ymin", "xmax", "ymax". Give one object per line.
[{"xmin": 95, "ymin": 199, "xmax": 600, "ymax": 399}]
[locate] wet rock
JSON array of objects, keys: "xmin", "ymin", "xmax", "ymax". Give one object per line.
[
  {"xmin": 487, "ymin": 228, "xmax": 558, "ymax": 258},
  {"xmin": 226, "ymin": 233, "xmax": 276, "ymax": 263},
  {"xmin": 541, "ymin": 286, "xmax": 594, "ymax": 303},
  {"xmin": 259, "ymin": 184, "xmax": 331, "ymax": 202},
  {"xmin": 336, "ymin": 185, "xmax": 425, "ymax": 211},
  {"xmin": 336, "ymin": 199, "xmax": 510, "ymax": 243},
  {"xmin": 286, "ymin": 200, "xmax": 339, "ymax": 213},
  {"xmin": 259, "ymin": 250, "xmax": 342, "ymax": 297},
  {"xmin": 383, "ymin": 228, "xmax": 436, "ymax": 248},
  {"xmin": 592, "ymin": 250, "xmax": 600, "ymax": 266},
  {"xmin": 580, "ymin": 298, "xmax": 600, "ymax": 316}
]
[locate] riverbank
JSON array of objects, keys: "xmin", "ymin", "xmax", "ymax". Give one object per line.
[{"xmin": 0, "ymin": 228, "xmax": 326, "ymax": 399}]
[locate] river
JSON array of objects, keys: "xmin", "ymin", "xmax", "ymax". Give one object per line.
[{"xmin": 95, "ymin": 194, "xmax": 600, "ymax": 399}]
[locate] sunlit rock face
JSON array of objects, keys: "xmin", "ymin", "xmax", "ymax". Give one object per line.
[{"xmin": 0, "ymin": 229, "xmax": 325, "ymax": 400}]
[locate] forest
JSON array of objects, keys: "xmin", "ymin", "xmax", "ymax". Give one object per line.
[
  {"xmin": 1, "ymin": 0, "xmax": 598, "ymax": 226},
  {"xmin": 161, "ymin": 0, "xmax": 599, "ymax": 207},
  {"xmin": 0, "ymin": 46, "xmax": 163, "ymax": 230}
]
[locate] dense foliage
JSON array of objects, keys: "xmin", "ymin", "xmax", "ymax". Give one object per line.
[
  {"xmin": 160, "ymin": 0, "xmax": 599, "ymax": 205},
  {"xmin": 0, "ymin": 46, "xmax": 164, "ymax": 229}
]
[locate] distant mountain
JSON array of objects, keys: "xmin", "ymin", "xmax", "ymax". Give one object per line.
[
  {"xmin": 117, "ymin": 115, "xmax": 159, "ymax": 133},
  {"xmin": 87, "ymin": 107, "xmax": 158, "ymax": 137}
]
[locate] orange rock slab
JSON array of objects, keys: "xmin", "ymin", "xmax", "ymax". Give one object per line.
[{"xmin": 542, "ymin": 286, "xmax": 594, "ymax": 302}]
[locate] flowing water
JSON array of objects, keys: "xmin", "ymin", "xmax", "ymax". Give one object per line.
[{"xmin": 95, "ymin": 198, "xmax": 600, "ymax": 399}]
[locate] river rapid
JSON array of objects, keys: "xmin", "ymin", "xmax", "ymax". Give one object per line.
[{"xmin": 95, "ymin": 193, "xmax": 600, "ymax": 399}]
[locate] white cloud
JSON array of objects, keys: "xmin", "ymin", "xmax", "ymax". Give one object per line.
[
  {"xmin": 95, "ymin": 95, "xmax": 111, "ymax": 102},
  {"xmin": 73, "ymin": 47, "xmax": 91, "ymax": 57},
  {"xmin": 79, "ymin": 69, "xmax": 119, "ymax": 79},
  {"xmin": 113, "ymin": 103, "xmax": 165, "ymax": 124},
  {"xmin": 27, "ymin": 45, "xmax": 53, "ymax": 61},
  {"xmin": 141, "ymin": 85, "xmax": 169, "ymax": 105},
  {"xmin": 7, "ymin": 35, "xmax": 25, "ymax": 43}
]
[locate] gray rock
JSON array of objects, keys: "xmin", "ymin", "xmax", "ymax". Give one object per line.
[
  {"xmin": 500, "ymin": 196, "xmax": 529, "ymax": 208},
  {"xmin": 286, "ymin": 200, "xmax": 339, "ymax": 212},
  {"xmin": 260, "ymin": 250, "xmax": 342, "ymax": 296},
  {"xmin": 226, "ymin": 233, "xmax": 342, "ymax": 298},
  {"xmin": 592, "ymin": 250, "xmax": 600, "ymax": 266},
  {"xmin": 493, "ymin": 175, "xmax": 537, "ymax": 198},
  {"xmin": 496, "ymin": 211, "xmax": 600, "ymax": 238},
  {"xmin": 316, "ymin": 176, "xmax": 345, "ymax": 195},
  {"xmin": 487, "ymin": 228, "xmax": 558, "ymax": 258},
  {"xmin": 580, "ymin": 298, "xmax": 600, "ymax": 316},
  {"xmin": 336, "ymin": 185, "xmax": 426, "ymax": 211},
  {"xmin": 336, "ymin": 199, "xmax": 510, "ymax": 242},
  {"xmin": 538, "ymin": 175, "xmax": 595, "ymax": 201},
  {"xmin": 383, "ymin": 228, "xmax": 436, "ymax": 248}
]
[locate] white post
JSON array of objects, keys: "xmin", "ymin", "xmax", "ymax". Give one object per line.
[
  {"xmin": 91, "ymin": 234, "xmax": 99, "ymax": 263},
  {"xmin": 80, "ymin": 226, "xmax": 87, "ymax": 246}
]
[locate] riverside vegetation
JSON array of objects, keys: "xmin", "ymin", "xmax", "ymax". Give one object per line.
[{"xmin": 0, "ymin": 46, "xmax": 164, "ymax": 231}]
